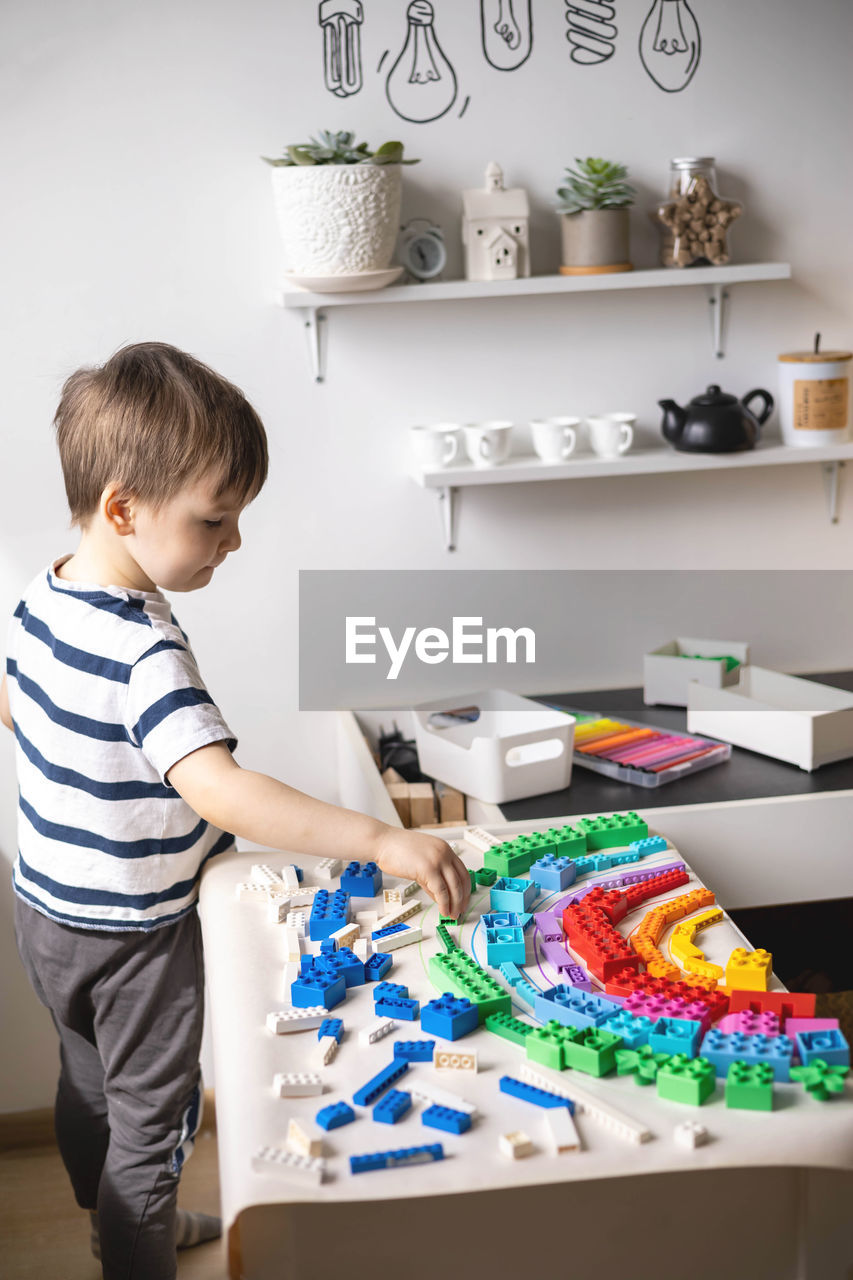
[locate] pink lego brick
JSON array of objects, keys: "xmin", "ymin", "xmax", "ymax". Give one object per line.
[
  {"xmin": 624, "ymin": 991, "xmax": 712, "ymax": 1034},
  {"xmin": 718, "ymin": 1010, "xmax": 781, "ymax": 1037},
  {"xmin": 784, "ymin": 1017, "xmax": 840, "ymax": 1039}
]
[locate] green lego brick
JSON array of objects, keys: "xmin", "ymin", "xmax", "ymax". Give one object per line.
[
  {"xmin": 483, "ymin": 846, "xmax": 535, "ymax": 878},
  {"xmin": 578, "ymin": 811, "xmax": 648, "ymax": 851},
  {"xmin": 468, "ymin": 869, "xmax": 477, "ymax": 894},
  {"xmin": 789, "ymin": 1058, "xmax": 850, "ymax": 1101},
  {"xmin": 725, "ymin": 1061, "xmax": 774, "ymax": 1111},
  {"xmin": 428, "ymin": 950, "xmax": 512, "ymax": 1023},
  {"xmin": 562, "ymin": 1026, "xmax": 622, "ymax": 1077},
  {"xmin": 526, "ymin": 1020, "xmax": 579, "ymax": 1071},
  {"xmin": 485, "ymin": 1011, "xmax": 535, "ymax": 1048},
  {"xmin": 475, "ymin": 866, "xmax": 498, "ymax": 887},
  {"xmin": 435, "ymin": 924, "xmax": 459, "ymax": 953},
  {"xmin": 615, "ymin": 1045, "xmax": 671, "ymax": 1086},
  {"xmin": 657, "ymin": 1054, "xmax": 716, "ymax": 1106},
  {"xmin": 548, "ymin": 825, "xmax": 588, "ymax": 858}
]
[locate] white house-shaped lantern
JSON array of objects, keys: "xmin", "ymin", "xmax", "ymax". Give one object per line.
[{"xmin": 462, "ymin": 162, "xmax": 531, "ymax": 282}]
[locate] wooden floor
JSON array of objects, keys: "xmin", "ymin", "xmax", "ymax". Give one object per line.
[{"xmin": 0, "ymin": 1129, "xmax": 227, "ymax": 1279}]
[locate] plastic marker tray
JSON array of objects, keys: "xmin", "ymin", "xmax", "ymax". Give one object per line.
[{"xmin": 556, "ymin": 708, "xmax": 731, "ymax": 788}]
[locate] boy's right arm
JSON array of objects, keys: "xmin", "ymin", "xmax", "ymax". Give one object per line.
[
  {"xmin": 0, "ymin": 674, "xmax": 12, "ymax": 731},
  {"xmin": 167, "ymin": 740, "xmax": 471, "ymax": 919}
]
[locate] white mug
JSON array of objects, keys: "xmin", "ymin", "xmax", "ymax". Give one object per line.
[
  {"xmin": 586, "ymin": 413, "xmax": 635, "ymax": 459},
  {"xmin": 463, "ymin": 420, "xmax": 513, "ymax": 467},
  {"xmin": 410, "ymin": 423, "xmax": 459, "ymax": 469},
  {"xmin": 530, "ymin": 416, "xmax": 579, "ymax": 463}
]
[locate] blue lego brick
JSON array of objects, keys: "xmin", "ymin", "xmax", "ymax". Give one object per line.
[
  {"xmin": 482, "ymin": 911, "xmax": 524, "ymax": 930},
  {"xmin": 530, "ymin": 855, "xmax": 578, "ymax": 892},
  {"xmin": 295, "ymin": 865, "xmax": 303, "ymax": 881},
  {"xmin": 485, "ymin": 924, "xmax": 526, "ymax": 966},
  {"xmin": 350, "ymin": 1143, "xmax": 444, "ymax": 1174},
  {"xmin": 316, "ymin": 1102, "xmax": 355, "ymax": 1131},
  {"xmin": 601, "ymin": 1009, "xmax": 653, "ymax": 1049},
  {"xmin": 353, "ymin": 1058, "xmax": 410, "ymax": 1108},
  {"xmin": 340, "ymin": 860, "xmax": 383, "ymax": 898},
  {"xmin": 317, "ymin": 1018, "xmax": 344, "ymax": 1043},
  {"xmin": 308, "ymin": 889, "xmax": 351, "ymax": 941},
  {"xmin": 630, "ymin": 836, "xmax": 668, "ymax": 855},
  {"xmin": 376, "ymin": 996, "xmax": 420, "ymax": 1021},
  {"xmin": 700, "ymin": 1030, "xmax": 795, "ymax": 1081},
  {"xmin": 364, "ymin": 952, "xmax": 393, "ymax": 982},
  {"xmin": 421, "ymin": 1104, "xmax": 472, "ymax": 1135},
  {"xmin": 290, "ymin": 972, "xmax": 346, "ymax": 1011},
  {"xmin": 373, "ymin": 981, "xmax": 409, "ymax": 1003},
  {"xmin": 394, "ymin": 1039, "xmax": 436, "ymax": 1062},
  {"xmin": 373, "ymin": 1089, "xmax": 412, "ymax": 1125},
  {"xmin": 320, "ymin": 939, "xmax": 336, "ymax": 955},
  {"xmin": 372, "ymin": 922, "xmax": 410, "ymax": 943},
  {"xmin": 499, "ymin": 961, "xmax": 525, "ymax": 988},
  {"xmin": 300, "ymin": 951, "xmax": 364, "ymax": 991},
  {"xmin": 648, "ymin": 1017, "xmax": 703, "ymax": 1057},
  {"xmin": 490, "ymin": 877, "xmax": 538, "ymax": 913},
  {"xmin": 517, "ymin": 912, "xmax": 534, "ymax": 930},
  {"xmin": 333, "ymin": 947, "xmax": 365, "ymax": 988},
  {"xmin": 514, "ymin": 980, "xmax": 539, "ymax": 1009},
  {"xmin": 534, "ymin": 986, "xmax": 622, "ymax": 1030},
  {"xmin": 795, "ymin": 1029, "xmax": 850, "ymax": 1068},
  {"xmin": 499, "ymin": 1075, "xmax": 574, "ymax": 1111},
  {"xmin": 420, "ymin": 994, "xmax": 479, "ymax": 1041}
]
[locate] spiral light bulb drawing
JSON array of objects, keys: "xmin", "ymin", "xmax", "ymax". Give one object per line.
[
  {"xmin": 385, "ymin": 1, "xmax": 458, "ymax": 123},
  {"xmin": 639, "ymin": 0, "xmax": 701, "ymax": 92},
  {"xmin": 564, "ymin": 0, "xmax": 617, "ymax": 65}
]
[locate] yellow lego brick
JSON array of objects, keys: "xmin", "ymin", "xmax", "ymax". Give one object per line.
[
  {"xmin": 725, "ymin": 947, "xmax": 772, "ymax": 991},
  {"xmin": 670, "ymin": 907, "xmax": 725, "ymax": 982}
]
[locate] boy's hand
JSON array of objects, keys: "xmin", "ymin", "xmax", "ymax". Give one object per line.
[{"xmin": 374, "ymin": 827, "xmax": 471, "ymax": 920}]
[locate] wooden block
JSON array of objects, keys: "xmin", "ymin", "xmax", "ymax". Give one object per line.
[
  {"xmin": 382, "ymin": 766, "xmax": 406, "ymax": 785},
  {"xmin": 385, "ymin": 782, "xmax": 411, "ymax": 828},
  {"xmin": 435, "ymin": 781, "xmax": 466, "ymax": 824},
  {"xmin": 408, "ymin": 782, "xmax": 436, "ymax": 828}
]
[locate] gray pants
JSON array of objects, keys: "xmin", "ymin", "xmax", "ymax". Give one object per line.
[{"xmin": 14, "ymin": 896, "xmax": 205, "ymax": 1280}]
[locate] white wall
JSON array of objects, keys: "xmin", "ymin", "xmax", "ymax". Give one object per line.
[{"xmin": 1, "ymin": 0, "xmax": 852, "ymax": 1110}]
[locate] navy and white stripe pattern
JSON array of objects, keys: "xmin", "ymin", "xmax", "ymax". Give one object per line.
[{"xmin": 6, "ymin": 561, "xmax": 236, "ymax": 931}]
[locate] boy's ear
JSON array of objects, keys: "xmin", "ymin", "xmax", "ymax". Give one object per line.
[{"xmin": 101, "ymin": 484, "xmax": 136, "ymax": 536}]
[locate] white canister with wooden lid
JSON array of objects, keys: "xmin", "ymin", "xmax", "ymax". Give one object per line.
[{"xmin": 778, "ymin": 345, "xmax": 851, "ymax": 446}]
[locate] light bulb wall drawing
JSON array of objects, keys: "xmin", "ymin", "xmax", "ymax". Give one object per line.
[
  {"xmin": 639, "ymin": 0, "xmax": 701, "ymax": 92},
  {"xmin": 481, "ymin": 0, "xmax": 533, "ymax": 72},
  {"xmin": 385, "ymin": 1, "xmax": 458, "ymax": 123},
  {"xmin": 565, "ymin": 1, "xmax": 617, "ymax": 65},
  {"xmin": 319, "ymin": 0, "xmax": 365, "ymax": 98}
]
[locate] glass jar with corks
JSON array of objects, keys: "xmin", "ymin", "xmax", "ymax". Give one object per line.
[{"xmin": 654, "ymin": 157, "xmax": 743, "ymax": 268}]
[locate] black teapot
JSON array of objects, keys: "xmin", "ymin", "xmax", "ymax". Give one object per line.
[{"xmin": 659, "ymin": 384, "xmax": 774, "ymax": 453}]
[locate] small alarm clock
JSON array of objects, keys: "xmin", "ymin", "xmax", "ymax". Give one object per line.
[{"xmin": 398, "ymin": 219, "xmax": 446, "ymax": 282}]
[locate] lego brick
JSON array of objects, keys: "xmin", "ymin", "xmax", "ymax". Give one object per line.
[
  {"xmin": 725, "ymin": 1061, "xmax": 775, "ymax": 1111},
  {"xmin": 629, "ymin": 835, "xmax": 668, "ymax": 855},
  {"xmin": 530, "ymin": 855, "xmax": 577, "ymax": 892},
  {"xmin": 353, "ymin": 1058, "xmax": 409, "ymax": 1108},
  {"xmin": 280, "ymin": 864, "xmax": 301, "ymax": 890},
  {"xmin": 314, "ymin": 857, "xmax": 343, "ymax": 880},
  {"xmin": 282, "ymin": 962, "xmax": 300, "ymax": 993},
  {"xmin": 267, "ymin": 894, "xmax": 293, "ymax": 923},
  {"xmin": 673, "ymin": 1121, "xmax": 710, "ymax": 1149},
  {"xmin": 534, "ymin": 986, "xmax": 622, "ymax": 1031},
  {"xmin": 669, "ymin": 907, "xmax": 725, "ymax": 983},
  {"xmin": 358, "ymin": 1018, "xmax": 398, "ymax": 1047},
  {"xmin": 330, "ymin": 947, "xmax": 365, "ymax": 988},
  {"xmin": 329, "ymin": 922, "xmax": 360, "ymax": 951},
  {"xmin": 532, "ymin": 910, "xmax": 565, "ymax": 940},
  {"xmin": 266, "ymin": 1007, "xmax": 327, "ymax": 1034},
  {"xmin": 525, "ymin": 1021, "xmax": 579, "ymax": 1071},
  {"xmin": 282, "ymin": 927, "xmax": 302, "ymax": 963},
  {"xmin": 288, "ymin": 885, "xmax": 321, "ymax": 907},
  {"xmin": 485, "ymin": 923, "xmax": 527, "ymax": 966},
  {"xmin": 373, "ymin": 1089, "xmax": 412, "ymax": 1125},
  {"xmin": 408, "ymin": 1081, "xmax": 478, "ymax": 1115},
  {"xmin": 252, "ymin": 1145, "xmax": 325, "ymax": 1186},
  {"xmin": 286, "ymin": 1118, "xmax": 323, "ymax": 1159},
  {"xmin": 251, "ymin": 863, "xmax": 283, "ymax": 888},
  {"xmin": 789, "ymin": 1058, "xmax": 850, "ymax": 1100},
  {"xmin": 434, "ymin": 1047, "xmax": 478, "ymax": 1074},
  {"xmin": 427, "ymin": 952, "xmax": 512, "ymax": 1023},
  {"xmin": 315, "ymin": 1035, "xmax": 339, "ymax": 1067},
  {"xmin": 725, "ymin": 947, "xmax": 773, "ymax": 991},
  {"xmin": 435, "ymin": 923, "xmax": 458, "ymax": 953},
  {"xmin": 700, "ymin": 1030, "xmax": 794, "ymax": 1081},
  {"xmin": 475, "ymin": 866, "xmax": 498, "ymax": 886},
  {"xmin": 364, "ymin": 953, "xmax": 393, "ymax": 982},
  {"xmin": 394, "ymin": 1039, "xmax": 436, "ymax": 1062},
  {"xmin": 236, "ymin": 880, "xmax": 268, "ymax": 903},
  {"xmin": 518, "ymin": 1064, "xmax": 652, "ymax": 1144},
  {"xmin": 484, "ymin": 1011, "xmax": 534, "ymax": 1047},
  {"xmin": 383, "ymin": 880, "xmax": 420, "ymax": 907},
  {"xmin": 601, "ymin": 1010, "xmax": 654, "ymax": 1050},
  {"xmin": 285, "ymin": 910, "xmax": 308, "ymax": 935},
  {"xmin": 290, "ymin": 971, "xmax": 346, "ymax": 1012},
  {"xmin": 727, "ymin": 989, "xmax": 816, "ymax": 1021},
  {"xmin": 354, "ymin": 937, "xmax": 371, "ymax": 962},
  {"xmin": 648, "ymin": 1017, "xmax": 704, "ymax": 1058},
  {"xmin": 498, "ymin": 961, "xmax": 525, "ymax": 988},
  {"xmin": 545, "ymin": 1106, "xmax": 582, "ymax": 1154},
  {"xmin": 374, "ymin": 899, "xmax": 423, "ymax": 932},
  {"xmin": 463, "ymin": 825, "xmax": 502, "ymax": 852},
  {"xmin": 376, "ymin": 996, "xmax": 420, "ymax": 1021},
  {"xmin": 719, "ymin": 1010, "xmax": 781, "ymax": 1037},
  {"xmin": 341, "ymin": 860, "xmax": 383, "ymax": 898},
  {"xmin": 613, "ymin": 972, "xmax": 728, "ymax": 1019},
  {"xmin": 372, "ymin": 981, "xmax": 408, "ymax": 1002},
  {"xmin": 371, "ymin": 922, "xmax": 423, "ymax": 951},
  {"xmin": 540, "ymin": 937, "xmax": 587, "ymax": 977},
  {"xmin": 490, "ymin": 877, "xmax": 539, "ymax": 913},
  {"xmin": 421, "ymin": 994, "xmax": 480, "ymax": 1041},
  {"xmin": 355, "ymin": 910, "xmax": 378, "ymax": 930},
  {"xmin": 316, "ymin": 1017, "xmax": 344, "ymax": 1043},
  {"xmin": 308, "ymin": 889, "xmax": 350, "ymax": 941},
  {"xmin": 422, "ymin": 1104, "xmax": 472, "ymax": 1135},
  {"xmin": 578, "ymin": 811, "xmax": 648, "ymax": 850},
  {"xmin": 316, "ymin": 1102, "xmax": 356, "ymax": 1131},
  {"xmin": 484, "ymin": 846, "xmax": 534, "ymax": 878},
  {"xmin": 350, "ymin": 1143, "xmax": 444, "ymax": 1173},
  {"xmin": 499, "ymin": 1130, "xmax": 534, "ymax": 1159},
  {"xmin": 514, "ymin": 979, "xmax": 540, "ymax": 1009},
  {"xmin": 785, "ymin": 1017, "xmax": 840, "ymax": 1040},
  {"xmin": 500, "ymin": 1074, "xmax": 574, "ymax": 1111},
  {"xmin": 273, "ymin": 1071, "xmax": 324, "ymax": 1098},
  {"xmin": 562, "ymin": 1026, "xmax": 622, "ymax": 1077},
  {"xmin": 615, "ymin": 1045, "xmax": 671, "ymax": 1085},
  {"xmin": 657, "ymin": 1055, "xmax": 716, "ymax": 1106},
  {"xmin": 795, "ymin": 1029, "xmax": 850, "ymax": 1068}
]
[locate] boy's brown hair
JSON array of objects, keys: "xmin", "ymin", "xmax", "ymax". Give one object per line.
[{"xmin": 54, "ymin": 342, "xmax": 268, "ymax": 525}]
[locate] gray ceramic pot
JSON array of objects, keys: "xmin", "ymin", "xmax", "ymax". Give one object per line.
[{"xmin": 559, "ymin": 208, "xmax": 632, "ymax": 275}]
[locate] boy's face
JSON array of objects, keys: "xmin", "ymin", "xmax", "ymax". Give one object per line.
[{"xmin": 124, "ymin": 471, "xmax": 248, "ymax": 593}]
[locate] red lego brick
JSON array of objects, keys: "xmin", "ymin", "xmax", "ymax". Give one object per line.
[
  {"xmin": 623, "ymin": 867, "xmax": 690, "ymax": 912},
  {"xmin": 727, "ymin": 989, "xmax": 816, "ymax": 1021}
]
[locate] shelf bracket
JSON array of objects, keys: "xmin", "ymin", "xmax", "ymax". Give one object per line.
[
  {"xmin": 707, "ymin": 283, "xmax": 730, "ymax": 359},
  {"xmin": 437, "ymin": 486, "xmax": 458, "ymax": 551},
  {"xmin": 299, "ymin": 308, "xmax": 327, "ymax": 383},
  {"xmin": 822, "ymin": 460, "xmax": 844, "ymax": 523}
]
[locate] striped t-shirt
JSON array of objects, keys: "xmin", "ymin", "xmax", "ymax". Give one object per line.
[{"xmin": 6, "ymin": 559, "xmax": 236, "ymax": 931}]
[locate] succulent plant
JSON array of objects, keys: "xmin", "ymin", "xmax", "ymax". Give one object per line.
[
  {"xmin": 556, "ymin": 157, "xmax": 636, "ymax": 214},
  {"xmin": 262, "ymin": 130, "xmax": 418, "ymax": 167}
]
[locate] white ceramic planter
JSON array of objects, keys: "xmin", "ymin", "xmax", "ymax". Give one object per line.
[{"xmin": 271, "ymin": 164, "xmax": 402, "ymax": 276}]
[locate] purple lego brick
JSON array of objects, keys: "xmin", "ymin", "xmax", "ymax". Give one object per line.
[
  {"xmin": 566, "ymin": 964, "xmax": 594, "ymax": 992},
  {"xmin": 718, "ymin": 1010, "xmax": 781, "ymax": 1037},
  {"xmin": 533, "ymin": 911, "xmax": 564, "ymax": 942},
  {"xmin": 540, "ymin": 938, "xmax": 578, "ymax": 974}
]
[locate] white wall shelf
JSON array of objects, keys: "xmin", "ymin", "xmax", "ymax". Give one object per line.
[
  {"xmin": 411, "ymin": 441, "xmax": 852, "ymax": 551},
  {"xmin": 277, "ymin": 262, "xmax": 792, "ymax": 381}
]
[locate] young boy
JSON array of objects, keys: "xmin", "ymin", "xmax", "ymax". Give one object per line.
[{"xmin": 0, "ymin": 341, "xmax": 470, "ymax": 1280}]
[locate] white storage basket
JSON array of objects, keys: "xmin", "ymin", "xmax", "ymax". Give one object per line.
[{"xmin": 644, "ymin": 636, "xmax": 750, "ymax": 707}]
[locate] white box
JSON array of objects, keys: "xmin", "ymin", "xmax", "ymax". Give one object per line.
[
  {"xmin": 686, "ymin": 666, "xmax": 853, "ymax": 771},
  {"xmin": 412, "ymin": 690, "xmax": 574, "ymax": 804},
  {"xmin": 644, "ymin": 637, "xmax": 750, "ymax": 707}
]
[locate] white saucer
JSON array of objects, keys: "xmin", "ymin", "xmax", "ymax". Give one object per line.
[{"xmin": 283, "ymin": 267, "xmax": 404, "ymax": 294}]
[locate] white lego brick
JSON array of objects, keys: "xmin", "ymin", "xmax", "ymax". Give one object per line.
[
  {"xmin": 267, "ymin": 894, "xmax": 293, "ymax": 923},
  {"xmin": 273, "ymin": 1071, "xmax": 324, "ymax": 1098},
  {"xmin": 289, "ymin": 884, "xmax": 321, "ymax": 907},
  {"xmin": 283, "ymin": 927, "xmax": 303, "ymax": 963},
  {"xmin": 353, "ymin": 937, "xmax": 371, "ymax": 962},
  {"xmin": 499, "ymin": 1130, "xmax": 534, "ymax": 1160},
  {"xmin": 236, "ymin": 881, "xmax": 267, "ymax": 903},
  {"xmin": 409, "ymin": 1081, "xmax": 477, "ymax": 1117},
  {"xmin": 545, "ymin": 1107, "xmax": 582, "ymax": 1154},
  {"xmin": 252, "ymin": 1145, "xmax": 325, "ymax": 1187},
  {"xmin": 673, "ymin": 1121, "xmax": 710, "ymax": 1149},
  {"xmin": 280, "ymin": 865, "xmax": 301, "ymax": 891},
  {"xmin": 433, "ymin": 1047, "xmax": 478, "ymax": 1075},
  {"xmin": 518, "ymin": 1065, "xmax": 652, "ymax": 1145},
  {"xmin": 285, "ymin": 910, "xmax": 308, "ymax": 935},
  {"xmin": 383, "ymin": 880, "xmax": 419, "ymax": 907},
  {"xmin": 315, "ymin": 1035, "xmax": 339, "ymax": 1067},
  {"xmin": 282, "ymin": 963, "xmax": 300, "ymax": 994},
  {"xmin": 329, "ymin": 923, "xmax": 359, "ymax": 951},
  {"xmin": 266, "ymin": 1007, "xmax": 327, "ymax": 1034},
  {"xmin": 375, "ymin": 923, "xmax": 422, "ymax": 952},
  {"xmin": 315, "ymin": 857, "xmax": 343, "ymax": 880},
  {"xmin": 286, "ymin": 1118, "xmax": 324, "ymax": 1160},
  {"xmin": 374, "ymin": 899, "xmax": 423, "ymax": 931},
  {"xmin": 358, "ymin": 1017, "xmax": 397, "ymax": 1047},
  {"xmin": 355, "ymin": 910, "xmax": 378, "ymax": 930},
  {"xmin": 251, "ymin": 863, "xmax": 284, "ymax": 887},
  {"xmin": 463, "ymin": 825, "xmax": 501, "ymax": 852}
]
